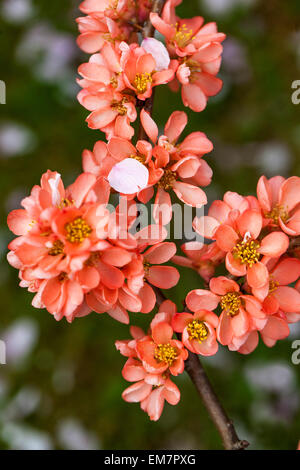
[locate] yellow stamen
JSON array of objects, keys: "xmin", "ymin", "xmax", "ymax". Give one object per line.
[
  {"xmin": 129, "ymin": 153, "xmax": 146, "ymax": 164},
  {"xmin": 48, "ymin": 240, "xmax": 64, "ymax": 256},
  {"xmin": 265, "ymin": 204, "xmax": 289, "ymax": 225},
  {"xmin": 220, "ymin": 292, "xmax": 241, "ymax": 317},
  {"xmin": 173, "ymin": 23, "xmax": 195, "ymax": 47},
  {"xmin": 134, "ymin": 73, "xmax": 152, "ymax": 94},
  {"xmin": 269, "ymin": 278, "xmax": 279, "ymax": 294},
  {"xmin": 111, "ymin": 97, "xmax": 128, "ymax": 115},
  {"xmin": 65, "ymin": 217, "xmax": 92, "ymax": 244},
  {"xmin": 154, "ymin": 343, "xmax": 178, "ymax": 366},
  {"xmin": 187, "ymin": 320, "xmax": 209, "ymax": 342},
  {"xmin": 143, "ymin": 260, "xmax": 151, "ymax": 275},
  {"xmin": 58, "ymin": 198, "xmax": 73, "ymax": 209},
  {"xmin": 233, "ymin": 239, "xmax": 260, "ymax": 267},
  {"xmin": 157, "ymin": 169, "xmax": 176, "ymax": 191}
]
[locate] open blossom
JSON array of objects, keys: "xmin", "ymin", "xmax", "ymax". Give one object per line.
[
  {"xmin": 186, "ymin": 277, "xmax": 268, "ymax": 352},
  {"xmin": 213, "ymin": 209, "xmax": 290, "ymax": 289},
  {"xmin": 257, "ymin": 175, "xmax": 300, "ymax": 236},
  {"xmin": 120, "ymin": 42, "xmax": 174, "ymax": 100},
  {"xmin": 139, "ymin": 110, "xmax": 212, "ymax": 224},
  {"xmin": 136, "ymin": 321, "xmax": 188, "ymax": 376},
  {"xmin": 7, "ymin": 170, "xmax": 139, "ymax": 322},
  {"xmin": 116, "ymin": 303, "xmax": 182, "ymax": 421},
  {"xmin": 172, "ymin": 308, "xmax": 218, "ymax": 356}
]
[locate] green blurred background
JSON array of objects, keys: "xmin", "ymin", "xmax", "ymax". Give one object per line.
[{"xmin": 0, "ymin": 0, "xmax": 300, "ymax": 450}]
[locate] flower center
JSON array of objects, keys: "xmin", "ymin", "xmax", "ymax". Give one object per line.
[
  {"xmin": 58, "ymin": 198, "xmax": 73, "ymax": 209},
  {"xmin": 111, "ymin": 98, "xmax": 127, "ymax": 115},
  {"xmin": 220, "ymin": 292, "xmax": 241, "ymax": 317},
  {"xmin": 269, "ymin": 278, "xmax": 279, "ymax": 294},
  {"xmin": 174, "ymin": 23, "xmax": 195, "ymax": 47},
  {"xmin": 129, "ymin": 153, "xmax": 146, "ymax": 164},
  {"xmin": 48, "ymin": 240, "xmax": 64, "ymax": 256},
  {"xmin": 143, "ymin": 259, "xmax": 151, "ymax": 275},
  {"xmin": 154, "ymin": 343, "xmax": 178, "ymax": 366},
  {"xmin": 58, "ymin": 272, "xmax": 68, "ymax": 282},
  {"xmin": 65, "ymin": 217, "xmax": 92, "ymax": 244},
  {"xmin": 265, "ymin": 204, "xmax": 289, "ymax": 225},
  {"xmin": 187, "ymin": 320, "xmax": 208, "ymax": 342},
  {"xmin": 233, "ymin": 239, "xmax": 260, "ymax": 267},
  {"xmin": 134, "ymin": 73, "xmax": 152, "ymax": 94},
  {"xmin": 157, "ymin": 169, "xmax": 177, "ymax": 191},
  {"xmin": 85, "ymin": 252, "xmax": 100, "ymax": 266}
]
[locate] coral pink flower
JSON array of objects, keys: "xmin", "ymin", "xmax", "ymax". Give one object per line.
[
  {"xmin": 186, "ymin": 276, "xmax": 267, "ymax": 351},
  {"xmin": 116, "ymin": 321, "xmax": 181, "ymax": 421},
  {"xmin": 150, "ymin": 1, "xmax": 225, "ymax": 111},
  {"xmin": 260, "ymin": 312, "xmax": 290, "ymax": 348},
  {"xmin": 214, "ymin": 210, "xmax": 290, "ymax": 288},
  {"xmin": 257, "ymin": 175, "xmax": 300, "ymax": 236},
  {"xmin": 139, "ymin": 110, "xmax": 212, "ymax": 223},
  {"xmin": 7, "ymin": 171, "xmax": 140, "ymax": 323},
  {"xmin": 136, "ymin": 321, "xmax": 188, "ymax": 376},
  {"xmin": 86, "ymin": 225, "xmax": 179, "ymax": 321},
  {"xmin": 193, "ymin": 191, "xmax": 259, "ymax": 240},
  {"xmin": 77, "ymin": 14, "xmax": 128, "ymax": 53},
  {"xmin": 172, "ymin": 308, "xmax": 218, "ymax": 356},
  {"xmin": 120, "ymin": 42, "xmax": 174, "ymax": 100},
  {"xmin": 172, "ymin": 241, "xmax": 225, "ymax": 283},
  {"xmin": 123, "ymin": 233, "xmax": 180, "ymax": 314},
  {"xmin": 150, "ymin": 2, "xmax": 225, "ymax": 58},
  {"xmin": 251, "ymin": 257, "xmax": 300, "ymax": 315},
  {"xmin": 79, "ymin": 0, "xmax": 133, "ymax": 19}
]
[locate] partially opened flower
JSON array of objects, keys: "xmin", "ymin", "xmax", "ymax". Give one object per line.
[
  {"xmin": 172, "ymin": 241, "xmax": 225, "ymax": 283},
  {"xmin": 193, "ymin": 191, "xmax": 259, "ymax": 240},
  {"xmin": 257, "ymin": 175, "xmax": 300, "ymax": 236},
  {"xmin": 251, "ymin": 257, "xmax": 300, "ymax": 315},
  {"xmin": 172, "ymin": 308, "xmax": 218, "ymax": 356},
  {"xmin": 76, "ymin": 14, "xmax": 128, "ymax": 53}
]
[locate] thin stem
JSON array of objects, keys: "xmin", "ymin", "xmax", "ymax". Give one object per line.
[{"xmin": 137, "ymin": 0, "xmax": 166, "ymax": 141}]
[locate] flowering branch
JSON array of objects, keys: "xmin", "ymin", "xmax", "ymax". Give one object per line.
[
  {"xmin": 154, "ymin": 286, "xmax": 249, "ymax": 450},
  {"xmin": 6, "ymin": 0, "xmax": 300, "ymax": 450}
]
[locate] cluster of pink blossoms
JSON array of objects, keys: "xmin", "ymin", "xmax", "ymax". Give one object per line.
[{"xmin": 7, "ymin": 0, "xmax": 300, "ymax": 422}]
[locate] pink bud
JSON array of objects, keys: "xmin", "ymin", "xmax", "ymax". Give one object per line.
[
  {"xmin": 141, "ymin": 38, "xmax": 170, "ymax": 71},
  {"xmin": 108, "ymin": 158, "xmax": 149, "ymax": 194}
]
